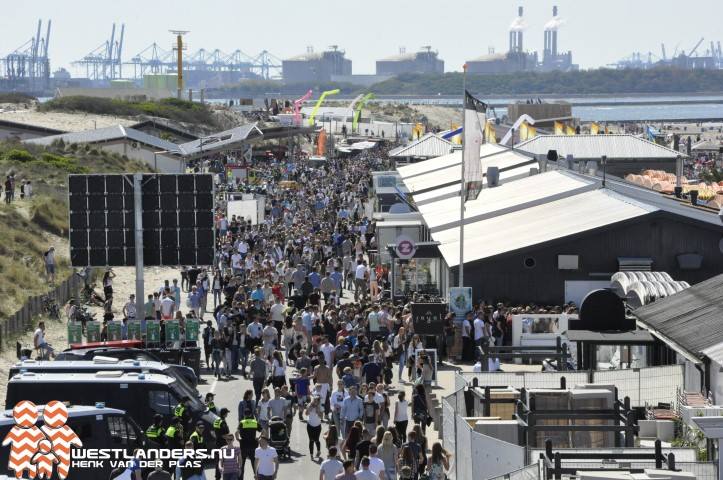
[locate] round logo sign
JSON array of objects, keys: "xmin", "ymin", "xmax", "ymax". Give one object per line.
[{"xmin": 395, "ymin": 234, "xmax": 417, "ymax": 260}]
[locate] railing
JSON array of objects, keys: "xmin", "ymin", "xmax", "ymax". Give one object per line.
[{"xmin": 0, "ymin": 273, "xmax": 82, "ymax": 349}]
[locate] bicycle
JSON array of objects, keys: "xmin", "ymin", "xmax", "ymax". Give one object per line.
[{"xmin": 41, "ymin": 294, "xmax": 60, "ymax": 320}]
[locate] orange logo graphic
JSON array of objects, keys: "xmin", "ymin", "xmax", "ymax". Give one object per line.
[{"xmin": 2, "ymin": 401, "xmax": 82, "ymax": 479}]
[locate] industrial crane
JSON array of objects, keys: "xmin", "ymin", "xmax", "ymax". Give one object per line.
[{"xmin": 688, "ymin": 37, "xmax": 704, "ymax": 57}]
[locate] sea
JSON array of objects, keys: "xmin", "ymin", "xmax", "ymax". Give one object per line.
[{"xmin": 361, "ymin": 94, "xmax": 723, "ymax": 123}]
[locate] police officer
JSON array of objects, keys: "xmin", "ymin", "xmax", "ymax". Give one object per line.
[
  {"xmin": 205, "ymin": 392, "xmax": 217, "ymax": 414},
  {"xmin": 213, "ymin": 408, "xmax": 230, "ymax": 480},
  {"xmin": 174, "ymin": 398, "xmax": 192, "ymax": 431},
  {"xmin": 236, "ymin": 408, "xmax": 261, "ymax": 479},
  {"xmin": 213, "ymin": 408, "xmax": 230, "ymax": 447},
  {"xmin": 165, "ymin": 416, "xmax": 184, "ymax": 449},
  {"xmin": 145, "ymin": 414, "xmax": 166, "ymax": 447},
  {"xmin": 189, "ymin": 421, "xmax": 207, "ymax": 451}
]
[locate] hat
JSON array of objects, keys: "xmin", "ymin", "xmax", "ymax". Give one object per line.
[
  {"xmin": 219, "ymin": 408, "xmax": 230, "ymax": 415},
  {"xmin": 196, "ymin": 421, "xmax": 205, "ymax": 427}
]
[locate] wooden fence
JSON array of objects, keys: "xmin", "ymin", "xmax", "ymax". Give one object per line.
[{"xmin": 0, "ymin": 273, "xmax": 82, "ymax": 350}]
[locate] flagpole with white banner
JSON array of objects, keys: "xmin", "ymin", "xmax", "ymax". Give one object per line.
[{"xmin": 459, "ymin": 64, "xmax": 467, "ymax": 288}]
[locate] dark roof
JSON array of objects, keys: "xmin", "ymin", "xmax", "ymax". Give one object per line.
[
  {"xmin": 25, "ymin": 125, "xmax": 178, "ymax": 152},
  {"xmin": 565, "ymin": 329, "xmax": 655, "ymax": 344},
  {"xmin": 634, "ymin": 273, "xmax": 723, "ymax": 357},
  {"xmin": 129, "ymin": 118, "xmax": 198, "ymax": 141},
  {"xmin": 0, "ymin": 118, "xmax": 66, "ymax": 135},
  {"xmin": 177, "ymin": 123, "xmax": 263, "ymax": 157}
]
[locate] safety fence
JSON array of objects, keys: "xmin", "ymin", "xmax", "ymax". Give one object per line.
[
  {"xmin": 456, "ymin": 364, "xmax": 685, "ymax": 408},
  {"xmin": 443, "ymin": 388, "xmax": 527, "ymax": 480},
  {"xmin": 0, "ymin": 273, "xmax": 82, "ymax": 350},
  {"xmin": 488, "ymin": 464, "xmax": 541, "ymax": 480}
]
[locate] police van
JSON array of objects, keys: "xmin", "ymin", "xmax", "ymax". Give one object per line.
[
  {"xmin": 8, "ymin": 357, "xmax": 199, "ymax": 389},
  {"xmin": 0, "ymin": 403, "xmax": 143, "ymax": 480},
  {"xmin": 5, "ymin": 372, "xmax": 217, "ymax": 442}
]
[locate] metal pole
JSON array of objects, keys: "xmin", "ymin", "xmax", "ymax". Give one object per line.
[
  {"xmin": 459, "ymin": 65, "xmax": 467, "ymax": 288},
  {"xmin": 133, "ymin": 174, "xmax": 145, "ymax": 321}
]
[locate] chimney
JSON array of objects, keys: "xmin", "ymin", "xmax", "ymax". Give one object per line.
[
  {"xmin": 551, "ymin": 6, "xmax": 559, "ymax": 57},
  {"xmin": 509, "ymin": 31, "xmax": 516, "ymax": 53},
  {"xmin": 517, "ymin": 31, "xmax": 523, "ymax": 53},
  {"xmin": 544, "ymin": 31, "xmax": 550, "ymax": 57},
  {"xmin": 518, "ymin": 6, "xmax": 524, "ymax": 53}
]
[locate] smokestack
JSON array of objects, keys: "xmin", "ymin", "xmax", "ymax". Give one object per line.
[
  {"xmin": 552, "ymin": 6, "xmax": 559, "ymax": 56},
  {"xmin": 544, "ymin": 31, "xmax": 549, "ymax": 57},
  {"xmin": 518, "ymin": 6, "xmax": 524, "ymax": 53},
  {"xmin": 509, "ymin": 31, "xmax": 515, "ymax": 53}
]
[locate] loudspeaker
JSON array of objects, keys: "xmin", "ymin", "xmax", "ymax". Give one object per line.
[
  {"xmin": 546, "ymin": 149, "xmax": 558, "ymax": 161},
  {"xmin": 486, "ymin": 166, "xmax": 500, "ymax": 187}
]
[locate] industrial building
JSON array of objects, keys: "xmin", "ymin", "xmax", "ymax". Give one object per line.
[
  {"xmin": 466, "ymin": 6, "xmax": 577, "ymax": 75},
  {"xmin": 282, "ymin": 46, "xmax": 352, "ymax": 84},
  {"xmin": 376, "ymin": 47, "xmax": 444, "ymax": 76}
]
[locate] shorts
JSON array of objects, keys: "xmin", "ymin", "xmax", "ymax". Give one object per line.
[{"xmin": 45, "ymin": 264, "xmax": 55, "ymax": 274}]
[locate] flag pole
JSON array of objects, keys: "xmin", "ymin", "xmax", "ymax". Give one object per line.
[{"xmin": 459, "ymin": 65, "xmax": 467, "ymax": 288}]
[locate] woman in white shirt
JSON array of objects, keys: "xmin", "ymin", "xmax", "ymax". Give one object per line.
[
  {"xmin": 394, "ymin": 391, "xmax": 410, "ymax": 443},
  {"xmin": 406, "ymin": 335, "xmax": 424, "ymax": 383},
  {"xmin": 257, "ymin": 388, "xmax": 271, "ymax": 435},
  {"xmin": 305, "ymin": 396, "xmax": 323, "ymax": 458}
]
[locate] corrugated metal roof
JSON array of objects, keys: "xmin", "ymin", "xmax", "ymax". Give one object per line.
[
  {"xmin": 516, "ymin": 134, "xmax": 684, "ymax": 159},
  {"xmin": 401, "ymin": 148, "xmax": 535, "ymax": 193},
  {"xmin": 177, "ymin": 123, "xmax": 263, "ymax": 156},
  {"xmin": 418, "ymin": 170, "xmax": 596, "ymax": 232},
  {"xmin": 397, "ymin": 143, "xmax": 506, "ymax": 179},
  {"xmin": 410, "ymin": 162, "xmax": 537, "ymax": 205},
  {"xmin": 389, "ymin": 134, "xmax": 453, "ymax": 159},
  {"xmin": 635, "ymin": 273, "xmax": 723, "ymax": 359},
  {"xmin": 25, "ymin": 125, "xmax": 178, "ymax": 152},
  {"xmin": 434, "ymin": 189, "xmax": 656, "ymax": 267}
]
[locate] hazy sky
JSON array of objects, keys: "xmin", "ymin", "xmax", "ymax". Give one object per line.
[{"xmin": 4, "ymin": 0, "xmax": 722, "ymax": 77}]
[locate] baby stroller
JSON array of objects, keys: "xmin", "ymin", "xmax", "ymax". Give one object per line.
[{"xmin": 268, "ymin": 416, "xmax": 291, "ymax": 460}]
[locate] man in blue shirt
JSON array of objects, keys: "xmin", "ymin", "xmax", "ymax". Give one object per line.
[
  {"xmin": 301, "ymin": 307, "xmax": 313, "ymax": 338},
  {"xmin": 330, "ymin": 267, "xmax": 344, "ymax": 298},
  {"xmin": 340, "ymin": 386, "xmax": 363, "ymax": 438},
  {"xmin": 308, "ymin": 269, "xmax": 321, "ymax": 290},
  {"xmin": 188, "ymin": 286, "xmax": 202, "ymax": 318},
  {"xmin": 251, "ymin": 283, "xmax": 265, "ymax": 303}
]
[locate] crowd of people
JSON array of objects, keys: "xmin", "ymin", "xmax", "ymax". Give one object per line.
[
  {"xmin": 2, "ymin": 173, "xmax": 32, "ymax": 204},
  {"xmin": 101, "ymin": 148, "xmax": 453, "ymax": 480}
]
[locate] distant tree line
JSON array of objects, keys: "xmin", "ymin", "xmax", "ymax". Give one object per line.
[{"xmin": 208, "ymin": 68, "xmax": 723, "ymax": 98}]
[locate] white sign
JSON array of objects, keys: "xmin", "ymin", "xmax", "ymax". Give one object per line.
[{"xmin": 394, "ymin": 234, "xmax": 417, "ymax": 260}]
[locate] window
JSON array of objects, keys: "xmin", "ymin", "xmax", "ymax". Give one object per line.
[
  {"xmin": 148, "ymin": 390, "xmax": 174, "ymax": 415},
  {"xmin": 106, "ymin": 415, "xmax": 139, "ymax": 447}
]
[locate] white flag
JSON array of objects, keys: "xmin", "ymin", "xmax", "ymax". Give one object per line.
[{"xmin": 463, "ymin": 90, "xmax": 487, "ymax": 201}]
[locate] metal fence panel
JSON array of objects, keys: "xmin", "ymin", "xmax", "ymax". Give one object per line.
[
  {"xmin": 456, "ymin": 415, "xmax": 473, "ymax": 480},
  {"xmin": 639, "ymin": 365, "xmax": 684, "ymax": 406},
  {"xmin": 458, "ymin": 372, "xmax": 527, "ymax": 389},
  {"xmin": 442, "ymin": 397, "xmax": 457, "ymax": 480},
  {"xmin": 523, "ymin": 372, "xmax": 589, "ymax": 390},
  {"xmin": 488, "ymin": 464, "xmax": 540, "ymax": 480},
  {"xmin": 592, "ymin": 368, "xmax": 641, "ymax": 406}
]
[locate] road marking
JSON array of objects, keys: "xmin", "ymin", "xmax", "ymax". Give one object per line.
[{"xmin": 209, "ymin": 377, "xmax": 218, "ymax": 394}]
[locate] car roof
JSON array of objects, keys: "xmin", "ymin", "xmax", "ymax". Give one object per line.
[
  {"xmin": 0, "ymin": 404, "xmax": 126, "ymax": 427},
  {"xmin": 12, "ymin": 358, "xmax": 169, "ymax": 370},
  {"xmin": 8, "ymin": 371, "xmax": 175, "ymax": 384}
]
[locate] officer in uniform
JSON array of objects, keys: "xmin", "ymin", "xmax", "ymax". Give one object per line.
[
  {"xmin": 213, "ymin": 408, "xmax": 230, "ymax": 447},
  {"xmin": 174, "ymin": 398, "xmax": 192, "ymax": 431},
  {"xmin": 165, "ymin": 417, "xmax": 184, "ymax": 449},
  {"xmin": 205, "ymin": 392, "xmax": 217, "ymax": 414},
  {"xmin": 213, "ymin": 408, "xmax": 230, "ymax": 480},
  {"xmin": 145, "ymin": 414, "xmax": 166, "ymax": 447},
  {"xmin": 189, "ymin": 421, "xmax": 207, "ymax": 451},
  {"xmin": 236, "ymin": 408, "xmax": 261, "ymax": 479}
]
